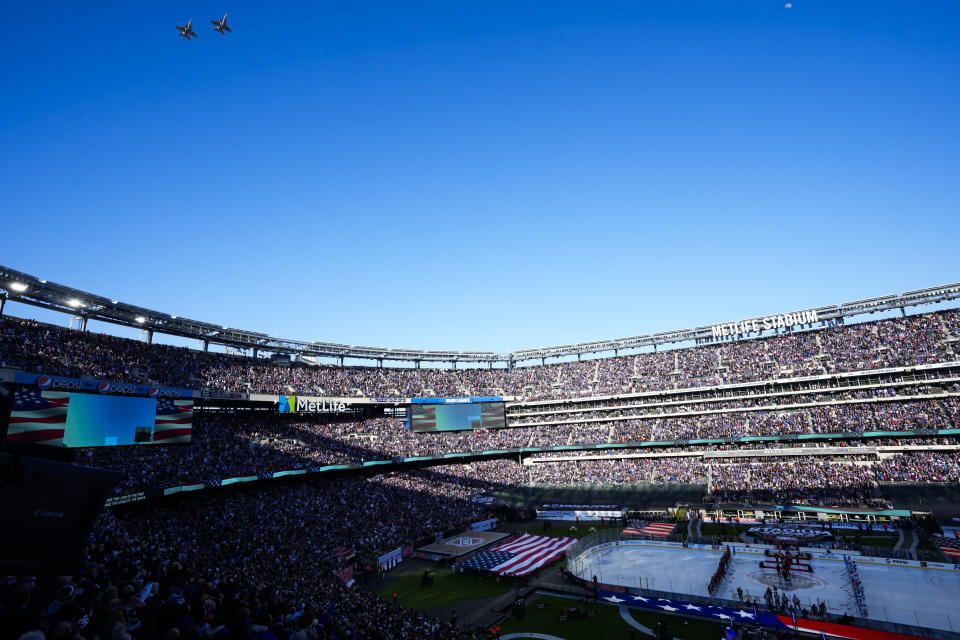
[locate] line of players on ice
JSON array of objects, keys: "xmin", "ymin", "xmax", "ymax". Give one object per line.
[
  {"xmin": 844, "ymin": 556, "xmax": 869, "ymax": 617},
  {"xmin": 734, "ymin": 584, "xmax": 830, "ymax": 619}
]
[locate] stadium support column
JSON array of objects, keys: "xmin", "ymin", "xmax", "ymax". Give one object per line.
[
  {"xmin": 452, "ymin": 361, "xmax": 457, "ymax": 369},
  {"xmin": 79, "ymin": 315, "xmax": 87, "ymax": 332},
  {"xmin": 415, "ymin": 360, "xmax": 421, "ymax": 369},
  {"xmin": 203, "ymin": 340, "xmax": 209, "ymax": 352},
  {"xmin": 147, "ymin": 330, "xmax": 154, "ymax": 344},
  {"xmin": 0, "ymin": 293, "xmax": 5, "ymax": 317},
  {"xmin": 377, "ymin": 358, "xmax": 383, "ymax": 369}
]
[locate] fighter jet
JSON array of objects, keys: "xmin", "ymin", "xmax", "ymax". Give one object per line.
[
  {"xmin": 176, "ymin": 19, "xmax": 198, "ymax": 40},
  {"xmin": 211, "ymin": 13, "xmax": 232, "ymax": 34}
]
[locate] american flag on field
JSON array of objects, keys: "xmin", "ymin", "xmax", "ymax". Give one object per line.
[
  {"xmin": 455, "ymin": 534, "xmax": 575, "ymax": 577},
  {"xmin": 7, "ymin": 389, "xmax": 71, "ymax": 445},
  {"xmin": 153, "ymin": 398, "xmax": 193, "ymax": 443},
  {"xmin": 934, "ymin": 535, "xmax": 960, "ymax": 559},
  {"xmin": 622, "ymin": 522, "xmax": 676, "ymax": 537}
]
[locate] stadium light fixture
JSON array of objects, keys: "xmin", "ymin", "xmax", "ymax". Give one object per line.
[
  {"xmin": 135, "ymin": 316, "xmax": 146, "ymax": 324},
  {"xmin": 66, "ymin": 298, "xmax": 84, "ymax": 308},
  {"xmin": 9, "ymin": 282, "xmax": 28, "ymax": 292}
]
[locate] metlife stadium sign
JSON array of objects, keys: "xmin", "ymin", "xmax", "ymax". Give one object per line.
[
  {"xmin": 710, "ymin": 309, "xmax": 819, "ymax": 339},
  {"xmin": 278, "ymin": 395, "xmax": 348, "ymax": 414}
]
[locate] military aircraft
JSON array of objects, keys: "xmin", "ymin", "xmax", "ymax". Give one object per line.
[
  {"xmin": 176, "ymin": 19, "xmax": 198, "ymax": 40},
  {"xmin": 211, "ymin": 13, "xmax": 232, "ymax": 34}
]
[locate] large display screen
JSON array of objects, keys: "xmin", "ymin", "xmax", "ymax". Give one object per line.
[
  {"xmin": 7, "ymin": 389, "xmax": 193, "ymax": 447},
  {"xmin": 63, "ymin": 394, "xmax": 158, "ymax": 447},
  {"xmin": 410, "ymin": 402, "xmax": 506, "ymax": 432}
]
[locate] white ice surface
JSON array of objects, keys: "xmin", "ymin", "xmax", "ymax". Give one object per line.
[{"xmin": 568, "ymin": 543, "xmax": 960, "ymax": 633}]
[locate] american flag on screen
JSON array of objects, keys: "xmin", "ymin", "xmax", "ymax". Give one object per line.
[
  {"xmin": 412, "ymin": 406, "xmax": 436, "ymax": 431},
  {"xmin": 455, "ymin": 534, "xmax": 575, "ymax": 576},
  {"xmin": 152, "ymin": 398, "xmax": 193, "ymax": 443},
  {"xmin": 7, "ymin": 389, "xmax": 71, "ymax": 445}
]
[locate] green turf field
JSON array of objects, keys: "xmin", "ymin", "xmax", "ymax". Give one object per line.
[
  {"xmin": 498, "ymin": 595, "xmax": 725, "ymax": 640},
  {"xmin": 377, "ymin": 563, "xmax": 515, "ymax": 609}
]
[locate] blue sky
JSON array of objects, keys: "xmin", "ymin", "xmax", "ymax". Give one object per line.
[{"xmin": 1, "ymin": 1, "xmax": 958, "ymax": 354}]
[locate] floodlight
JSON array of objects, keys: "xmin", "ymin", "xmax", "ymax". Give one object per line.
[
  {"xmin": 135, "ymin": 316, "xmax": 146, "ymax": 324},
  {"xmin": 9, "ymin": 282, "xmax": 27, "ymax": 292},
  {"xmin": 66, "ymin": 298, "xmax": 83, "ymax": 308}
]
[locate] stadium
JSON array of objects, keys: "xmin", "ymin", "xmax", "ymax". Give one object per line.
[
  {"xmin": 3, "ymin": 4, "xmax": 960, "ymax": 640},
  {"xmin": 2, "ymin": 268, "xmax": 960, "ymax": 640}
]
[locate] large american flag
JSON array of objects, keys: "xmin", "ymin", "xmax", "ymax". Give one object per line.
[
  {"xmin": 935, "ymin": 535, "xmax": 960, "ymax": 559},
  {"xmin": 622, "ymin": 522, "xmax": 676, "ymax": 537},
  {"xmin": 152, "ymin": 398, "xmax": 193, "ymax": 443},
  {"xmin": 455, "ymin": 534, "xmax": 575, "ymax": 576},
  {"xmin": 8, "ymin": 388, "xmax": 71, "ymax": 445}
]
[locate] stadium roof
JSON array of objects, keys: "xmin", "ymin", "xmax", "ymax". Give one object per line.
[{"xmin": 1, "ymin": 265, "xmax": 959, "ymax": 365}]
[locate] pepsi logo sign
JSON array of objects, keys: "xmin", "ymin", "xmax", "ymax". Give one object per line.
[
  {"xmin": 147, "ymin": 387, "xmax": 159, "ymax": 398},
  {"xmin": 97, "ymin": 382, "xmax": 111, "ymax": 394},
  {"xmin": 37, "ymin": 375, "xmax": 52, "ymax": 390}
]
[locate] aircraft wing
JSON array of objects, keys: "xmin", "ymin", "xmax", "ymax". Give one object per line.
[{"xmin": 223, "ymin": 25, "xmax": 232, "ymax": 32}]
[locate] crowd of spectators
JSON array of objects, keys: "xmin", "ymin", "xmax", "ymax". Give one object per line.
[
  {"xmin": 68, "ymin": 396, "xmax": 960, "ymax": 496},
  {"xmin": 3, "ymin": 308, "xmax": 959, "ymax": 401},
  {"xmin": 0, "ymin": 469, "xmax": 506, "ymax": 640},
  {"xmin": 519, "ymin": 451, "xmax": 959, "ymax": 508}
]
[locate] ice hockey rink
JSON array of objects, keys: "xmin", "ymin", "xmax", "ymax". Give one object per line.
[{"xmin": 567, "ymin": 542, "xmax": 960, "ymax": 633}]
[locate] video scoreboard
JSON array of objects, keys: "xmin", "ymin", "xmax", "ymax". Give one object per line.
[{"xmin": 408, "ymin": 397, "xmax": 507, "ymax": 432}]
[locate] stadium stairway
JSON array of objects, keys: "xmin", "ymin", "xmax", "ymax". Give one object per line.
[{"xmin": 894, "ymin": 528, "xmax": 918, "ymax": 559}]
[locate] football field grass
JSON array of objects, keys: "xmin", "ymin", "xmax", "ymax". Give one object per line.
[
  {"xmin": 377, "ymin": 563, "xmax": 516, "ymax": 609},
  {"xmin": 498, "ymin": 595, "xmax": 725, "ymax": 640}
]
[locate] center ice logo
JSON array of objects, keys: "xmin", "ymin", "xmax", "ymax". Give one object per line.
[{"xmin": 448, "ymin": 536, "xmax": 482, "ymax": 547}]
